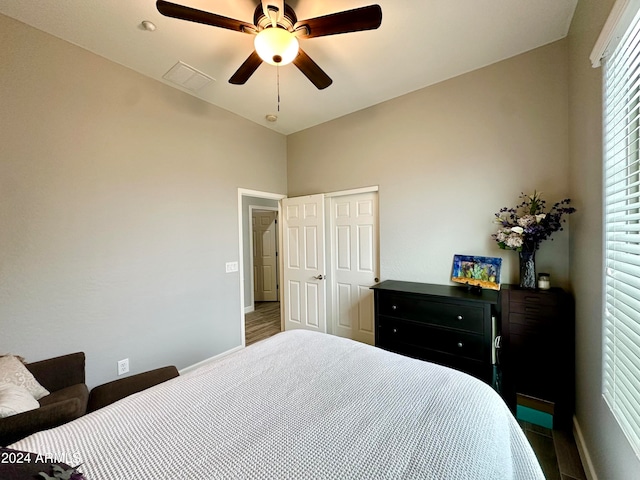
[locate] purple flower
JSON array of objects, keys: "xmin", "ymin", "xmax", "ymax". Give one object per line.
[{"xmin": 492, "ymin": 191, "xmax": 576, "ymax": 252}]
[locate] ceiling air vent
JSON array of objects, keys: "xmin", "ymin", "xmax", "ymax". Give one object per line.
[{"xmin": 162, "ymin": 61, "xmax": 215, "ymax": 91}]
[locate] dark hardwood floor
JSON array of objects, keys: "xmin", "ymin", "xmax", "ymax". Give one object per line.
[
  {"xmin": 245, "ymin": 301, "xmax": 281, "ymax": 346},
  {"xmin": 519, "ymin": 421, "xmax": 587, "ymax": 480}
]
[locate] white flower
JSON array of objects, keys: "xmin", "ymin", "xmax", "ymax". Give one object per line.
[
  {"xmin": 517, "ymin": 215, "xmax": 536, "ymax": 227},
  {"xmin": 506, "ymin": 234, "xmax": 523, "ymax": 248},
  {"xmin": 510, "ymin": 226, "xmax": 524, "ymax": 234},
  {"xmin": 536, "ymin": 214, "xmax": 546, "ymax": 223},
  {"xmin": 496, "ymin": 231, "xmax": 507, "ymax": 242}
]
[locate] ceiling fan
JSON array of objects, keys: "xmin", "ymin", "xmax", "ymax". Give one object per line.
[{"xmin": 156, "ymin": 0, "xmax": 382, "ymax": 89}]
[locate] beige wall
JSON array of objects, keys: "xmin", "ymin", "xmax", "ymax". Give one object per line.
[
  {"xmin": 0, "ymin": 14, "xmax": 286, "ymax": 388},
  {"xmin": 288, "ymin": 40, "xmax": 571, "ymax": 288},
  {"xmin": 568, "ymin": 0, "xmax": 640, "ymax": 478}
]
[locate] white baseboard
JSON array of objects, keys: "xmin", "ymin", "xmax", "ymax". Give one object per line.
[
  {"xmin": 179, "ymin": 345, "xmax": 244, "ymax": 375},
  {"xmin": 244, "ymin": 305, "xmax": 254, "ymax": 314},
  {"xmin": 573, "ymin": 416, "xmax": 598, "ymax": 480}
]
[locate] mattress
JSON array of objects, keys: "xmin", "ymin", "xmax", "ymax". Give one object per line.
[{"xmin": 11, "ymin": 330, "xmax": 544, "ymax": 479}]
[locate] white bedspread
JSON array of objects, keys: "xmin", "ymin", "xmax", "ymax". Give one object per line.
[{"xmin": 11, "ymin": 330, "xmax": 544, "ymax": 479}]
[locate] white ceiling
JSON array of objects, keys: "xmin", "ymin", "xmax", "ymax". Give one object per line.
[{"xmin": 0, "ymin": 0, "xmax": 577, "ymax": 135}]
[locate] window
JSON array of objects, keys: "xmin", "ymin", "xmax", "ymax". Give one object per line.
[{"xmin": 601, "ymin": 1, "xmax": 640, "ymax": 458}]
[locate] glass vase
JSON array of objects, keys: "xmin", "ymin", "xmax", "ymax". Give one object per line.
[{"xmin": 519, "ymin": 251, "xmax": 536, "ymax": 289}]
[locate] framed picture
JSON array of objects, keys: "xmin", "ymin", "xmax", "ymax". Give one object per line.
[{"xmin": 451, "ymin": 254, "xmax": 502, "ymax": 291}]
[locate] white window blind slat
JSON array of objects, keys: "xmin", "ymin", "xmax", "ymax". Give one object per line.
[
  {"xmin": 609, "ymin": 358, "xmax": 640, "ymax": 428},
  {"xmin": 606, "ymin": 26, "xmax": 640, "ymax": 82},
  {"xmin": 603, "ymin": 0, "xmax": 640, "ymax": 459},
  {"xmin": 607, "ymin": 223, "xmax": 640, "ymax": 234},
  {"xmin": 604, "ymin": 157, "xmax": 640, "ymax": 184},
  {"xmin": 607, "ymin": 242, "xmax": 640, "ymax": 255},
  {"xmin": 604, "ymin": 93, "xmax": 640, "ymax": 140},
  {"xmin": 607, "ymin": 199, "xmax": 640, "ymax": 215},
  {"xmin": 607, "ymin": 233, "xmax": 640, "ymax": 243},
  {"xmin": 606, "ymin": 280, "xmax": 640, "ymax": 309}
]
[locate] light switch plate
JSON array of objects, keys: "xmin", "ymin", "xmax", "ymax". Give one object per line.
[{"xmin": 225, "ymin": 261, "xmax": 238, "ymax": 273}]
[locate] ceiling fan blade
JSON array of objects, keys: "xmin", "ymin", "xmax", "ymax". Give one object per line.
[
  {"xmin": 156, "ymin": 0, "xmax": 255, "ymax": 34},
  {"xmin": 229, "ymin": 51, "xmax": 263, "ymax": 85},
  {"xmin": 294, "ymin": 4, "xmax": 382, "ymax": 39},
  {"xmin": 293, "ymin": 49, "xmax": 332, "ymax": 90}
]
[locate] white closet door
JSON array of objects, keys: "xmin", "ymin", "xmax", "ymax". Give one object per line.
[
  {"xmin": 282, "ymin": 194, "xmax": 326, "ymax": 333},
  {"xmin": 331, "ymin": 192, "xmax": 379, "ymax": 345}
]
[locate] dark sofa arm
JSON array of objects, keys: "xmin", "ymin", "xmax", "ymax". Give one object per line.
[
  {"xmin": 26, "ymin": 352, "xmax": 85, "ymax": 392},
  {"xmin": 0, "ymin": 383, "xmax": 88, "ymax": 447},
  {"xmin": 87, "ymin": 366, "xmax": 178, "ymax": 413}
]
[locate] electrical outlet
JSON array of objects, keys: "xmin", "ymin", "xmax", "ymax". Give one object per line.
[
  {"xmin": 117, "ymin": 358, "xmax": 129, "ymax": 376},
  {"xmin": 225, "ymin": 261, "xmax": 238, "ymax": 273}
]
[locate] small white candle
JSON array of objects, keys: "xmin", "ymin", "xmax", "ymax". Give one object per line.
[{"xmin": 538, "ymin": 273, "xmax": 550, "ymax": 290}]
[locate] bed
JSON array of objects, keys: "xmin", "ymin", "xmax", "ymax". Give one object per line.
[{"xmin": 8, "ymin": 330, "xmax": 544, "ymax": 479}]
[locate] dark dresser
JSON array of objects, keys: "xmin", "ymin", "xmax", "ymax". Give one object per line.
[
  {"xmin": 372, "ymin": 280, "xmax": 499, "ymax": 385},
  {"xmin": 500, "ymin": 284, "xmax": 574, "ymax": 427}
]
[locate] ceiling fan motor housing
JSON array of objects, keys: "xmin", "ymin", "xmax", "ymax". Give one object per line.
[{"xmin": 254, "ymin": 3, "xmax": 297, "ymax": 31}]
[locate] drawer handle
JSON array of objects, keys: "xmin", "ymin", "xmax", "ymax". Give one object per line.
[
  {"xmin": 391, "ymin": 305, "xmax": 397, "ymax": 310},
  {"xmin": 456, "ymin": 315, "xmax": 463, "ymax": 320},
  {"xmin": 457, "ymin": 342, "xmax": 463, "ymax": 348}
]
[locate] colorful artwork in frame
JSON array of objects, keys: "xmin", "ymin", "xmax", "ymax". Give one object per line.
[{"xmin": 451, "ymin": 254, "xmax": 502, "ymax": 291}]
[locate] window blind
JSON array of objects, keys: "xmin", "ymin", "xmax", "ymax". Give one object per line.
[{"xmin": 603, "ymin": 2, "xmax": 640, "ymax": 458}]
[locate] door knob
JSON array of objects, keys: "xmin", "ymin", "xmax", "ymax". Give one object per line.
[{"xmin": 313, "ymin": 274, "xmax": 325, "ymax": 280}]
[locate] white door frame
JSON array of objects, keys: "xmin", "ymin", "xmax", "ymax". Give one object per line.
[
  {"xmin": 238, "ymin": 188, "xmax": 286, "ymax": 348},
  {"xmin": 248, "ymin": 205, "xmax": 279, "ymax": 308},
  {"xmin": 237, "ymin": 186, "xmax": 378, "ymax": 348}
]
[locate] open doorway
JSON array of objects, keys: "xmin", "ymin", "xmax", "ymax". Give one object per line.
[
  {"xmin": 247, "ymin": 207, "xmax": 279, "ymax": 346},
  {"xmin": 238, "ymin": 189, "xmax": 286, "ymax": 347}
]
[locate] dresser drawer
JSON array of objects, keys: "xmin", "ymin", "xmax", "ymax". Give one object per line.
[
  {"xmin": 378, "ymin": 341, "xmax": 491, "ymax": 382},
  {"xmin": 378, "ymin": 316, "xmax": 486, "ymax": 361},
  {"xmin": 509, "ymin": 311, "xmax": 556, "ymax": 328},
  {"xmin": 509, "ymin": 301, "xmax": 561, "ymax": 320},
  {"xmin": 509, "ymin": 289, "xmax": 561, "ymax": 307},
  {"xmin": 378, "ymin": 293, "xmax": 485, "ymax": 334}
]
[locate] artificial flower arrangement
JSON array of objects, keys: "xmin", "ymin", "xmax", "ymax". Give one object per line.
[{"xmin": 492, "ymin": 191, "xmax": 576, "ymax": 252}]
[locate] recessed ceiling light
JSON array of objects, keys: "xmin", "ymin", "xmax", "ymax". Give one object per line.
[
  {"xmin": 141, "ymin": 20, "xmax": 156, "ymax": 31},
  {"xmin": 265, "ymin": 114, "xmax": 278, "ymax": 122}
]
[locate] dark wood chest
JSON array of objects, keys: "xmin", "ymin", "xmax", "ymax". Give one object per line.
[
  {"xmin": 372, "ymin": 280, "xmax": 499, "ymax": 384},
  {"xmin": 500, "ymin": 284, "xmax": 574, "ymax": 426}
]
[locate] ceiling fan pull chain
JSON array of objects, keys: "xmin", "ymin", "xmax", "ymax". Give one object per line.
[{"xmin": 277, "ymin": 65, "xmax": 281, "ymax": 112}]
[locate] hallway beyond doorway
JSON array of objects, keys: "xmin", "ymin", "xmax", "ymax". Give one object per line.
[{"xmin": 245, "ymin": 302, "xmax": 281, "ymax": 346}]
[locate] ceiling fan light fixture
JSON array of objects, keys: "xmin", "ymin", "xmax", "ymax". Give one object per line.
[{"xmin": 254, "ymin": 27, "xmax": 299, "ymax": 66}]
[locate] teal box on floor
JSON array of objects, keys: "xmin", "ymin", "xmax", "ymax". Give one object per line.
[{"xmin": 517, "ymin": 404, "xmax": 554, "ymax": 429}]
